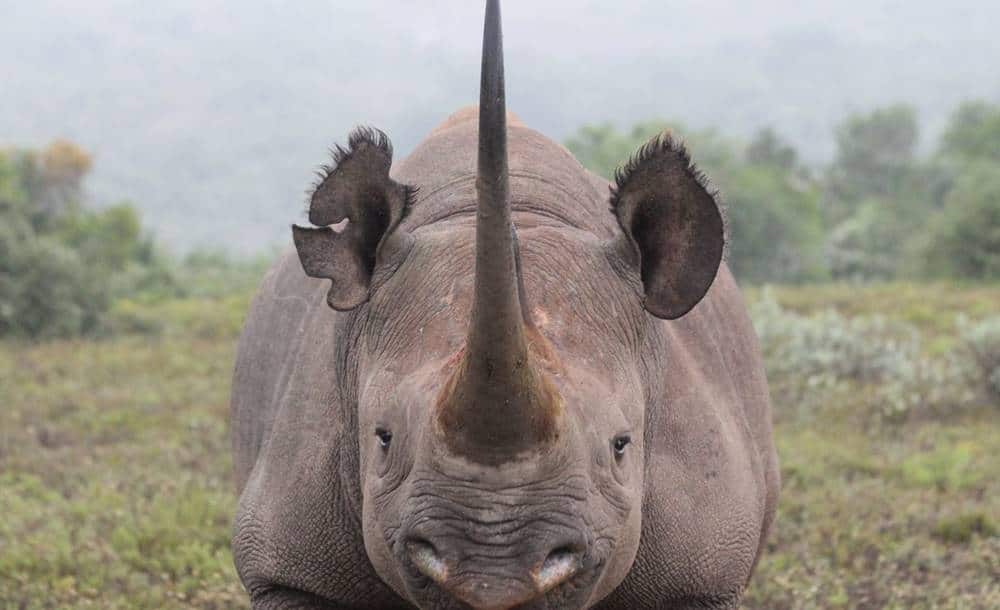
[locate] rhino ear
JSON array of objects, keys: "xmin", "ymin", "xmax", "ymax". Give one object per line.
[
  {"xmin": 293, "ymin": 127, "xmax": 415, "ymax": 311},
  {"xmin": 610, "ymin": 133, "xmax": 725, "ymax": 320}
]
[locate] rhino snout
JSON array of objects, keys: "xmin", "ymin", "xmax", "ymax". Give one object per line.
[{"xmin": 402, "ymin": 530, "xmax": 590, "ymax": 609}]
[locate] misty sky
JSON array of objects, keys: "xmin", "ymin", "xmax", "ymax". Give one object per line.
[{"xmin": 3, "ymin": 1, "xmax": 999, "ymax": 254}]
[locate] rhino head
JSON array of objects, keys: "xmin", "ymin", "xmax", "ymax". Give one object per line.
[{"xmin": 286, "ymin": 2, "xmax": 726, "ymax": 608}]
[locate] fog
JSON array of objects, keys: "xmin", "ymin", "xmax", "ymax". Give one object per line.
[{"xmin": 3, "ymin": 0, "xmax": 998, "ymax": 253}]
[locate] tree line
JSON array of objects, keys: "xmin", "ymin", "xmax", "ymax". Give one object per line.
[
  {"xmin": 3, "ymin": 100, "xmax": 998, "ymax": 338},
  {"xmin": 566, "ymin": 100, "xmax": 1000, "ymax": 284},
  {"xmin": 0, "ymin": 142, "xmax": 264, "ymax": 339}
]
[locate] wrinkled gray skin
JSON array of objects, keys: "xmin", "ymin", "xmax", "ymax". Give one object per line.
[
  {"xmin": 231, "ymin": 6, "xmax": 778, "ymax": 609},
  {"xmin": 231, "ymin": 111, "xmax": 779, "ymax": 609}
]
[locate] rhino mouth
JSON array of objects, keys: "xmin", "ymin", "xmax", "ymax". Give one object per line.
[{"xmin": 394, "ymin": 538, "xmax": 606, "ymax": 610}]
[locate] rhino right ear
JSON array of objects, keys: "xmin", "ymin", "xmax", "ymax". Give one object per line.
[
  {"xmin": 293, "ymin": 127, "xmax": 415, "ymax": 311},
  {"xmin": 610, "ymin": 133, "xmax": 726, "ymax": 320}
]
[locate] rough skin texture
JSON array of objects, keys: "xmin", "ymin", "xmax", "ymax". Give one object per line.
[{"xmin": 231, "ymin": 108, "xmax": 779, "ymax": 609}]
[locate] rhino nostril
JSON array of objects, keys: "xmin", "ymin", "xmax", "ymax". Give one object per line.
[
  {"xmin": 536, "ymin": 545, "xmax": 581, "ymax": 592},
  {"xmin": 406, "ymin": 538, "xmax": 448, "ymax": 584}
]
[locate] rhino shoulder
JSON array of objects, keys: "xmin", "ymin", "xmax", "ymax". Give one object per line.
[{"xmin": 230, "ymin": 250, "xmax": 330, "ymax": 492}]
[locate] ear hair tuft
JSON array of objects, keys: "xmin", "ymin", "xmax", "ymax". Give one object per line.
[
  {"xmin": 609, "ymin": 132, "xmax": 729, "ymax": 263},
  {"xmin": 611, "ymin": 132, "xmax": 716, "ymax": 210},
  {"xmin": 306, "ymin": 127, "xmax": 395, "ymax": 204},
  {"xmin": 303, "ymin": 126, "xmax": 415, "ymax": 224},
  {"xmin": 345, "ymin": 126, "xmax": 393, "ymax": 160}
]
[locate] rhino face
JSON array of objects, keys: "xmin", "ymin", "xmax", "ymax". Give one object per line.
[
  {"xmin": 288, "ymin": 2, "xmax": 725, "ymax": 608},
  {"xmin": 357, "ymin": 369, "xmax": 644, "ymax": 608},
  {"xmin": 351, "ymin": 232, "xmax": 649, "ymax": 609}
]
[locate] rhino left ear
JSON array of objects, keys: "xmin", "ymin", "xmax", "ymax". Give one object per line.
[
  {"xmin": 293, "ymin": 127, "xmax": 415, "ymax": 311},
  {"xmin": 610, "ymin": 133, "xmax": 725, "ymax": 320}
]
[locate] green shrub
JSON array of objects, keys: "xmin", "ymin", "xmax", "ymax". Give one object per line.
[
  {"xmin": 750, "ymin": 289, "xmax": 981, "ymax": 423},
  {"xmin": 897, "ymin": 443, "xmax": 982, "ymax": 491},
  {"xmin": 174, "ymin": 248, "xmax": 272, "ymax": 299},
  {"xmin": 959, "ymin": 315, "xmax": 1000, "ymax": 401},
  {"xmin": 920, "ymin": 163, "xmax": 1000, "ymax": 280},
  {"xmin": 932, "ymin": 512, "xmax": 998, "ymax": 545},
  {"xmin": 826, "ymin": 199, "xmax": 905, "ymax": 280},
  {"xmin": 0, "ymin": 229, "xmax": 109, "ymax": 338},
  {"xmin": 751, "ymin": 289, "xmax": 919, "ymax": 381}
]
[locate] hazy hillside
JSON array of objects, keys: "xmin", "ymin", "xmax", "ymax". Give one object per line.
[{"xmin": 3, "ymin": 0, "xmax": 999, "ymax": 254}]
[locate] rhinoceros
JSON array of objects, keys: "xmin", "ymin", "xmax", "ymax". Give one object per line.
[{"xmin": 230, "ymin": 2, "xmax": 779, "ymax": 608}]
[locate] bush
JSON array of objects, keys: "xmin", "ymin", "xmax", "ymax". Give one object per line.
[
  {"xmin": 751, "ymin": 289, "xmax": 918, "ymax": 381},
  {"xmin": 826, "ymin": 199, "xmax": 905, "ymax": 280},
  {"xmin": 56, "ymin": 203, "xmax": 153, "ymax": 272},
  {"xmin": 960, "ymin": 315, "xmax": 1000, "ymax": 401},
  {"xmin": 0, "ymin": 227, "xmax": 108, "ymax": 339},
  {"xmin": 750, "ymin": 289, "xmax": 981, "ymax": 423},
  {"xmin": 932, "ymin": 512, "xmax": 998, "ymax": 545},
  {"xmin": 103, "ymin": 294, "xmax": 251, "ymax": 340}
]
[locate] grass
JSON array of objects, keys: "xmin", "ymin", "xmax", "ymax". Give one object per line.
[
  {"xmin": 0, "ymin": 316, "xmax": 248, "ymax": 608},
  {"xmin": 1, "ymin": 284, "xmax": 998, "ymax": 608},
  {"xmin": 744, "ymin": 418, "xmax": 999, "ymax": 609}
]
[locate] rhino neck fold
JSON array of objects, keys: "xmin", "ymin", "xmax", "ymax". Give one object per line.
[{"xmin": 435, "ymin": 0, "xmax": 559, "ymax": 463}]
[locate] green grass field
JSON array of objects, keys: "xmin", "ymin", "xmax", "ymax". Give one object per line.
[{"xmin": 2, "ymin": 284, "xmax": 998, "ymax": 609}]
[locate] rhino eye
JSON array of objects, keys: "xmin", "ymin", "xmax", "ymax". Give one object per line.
[
  {"xmin": 612, "ymin": 435, "xmax": 631, "ymax": 458},
  {"xmin": 375, "ymin": 427, "xmax": 393, "ymax": 449}
]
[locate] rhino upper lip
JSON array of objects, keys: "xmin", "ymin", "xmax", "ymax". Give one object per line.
[{"xmin": 396, "ymin": 539, "xmax": 605, "ymax": 605}]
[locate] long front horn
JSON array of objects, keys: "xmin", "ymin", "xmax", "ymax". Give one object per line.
[
  {"xmin": 469, "ymin": 0, "xmax": 523, "ymax": 384},
  {"xmin": 437, "ymin": 0, "xmax": 559, "ymax": 462}
]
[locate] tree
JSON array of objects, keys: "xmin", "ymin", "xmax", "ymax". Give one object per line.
[
  {"xmin": 13, "ymin": 140, "xmax": 93, "ymax": 231},
  {"xmin": 0, "ymin": 141, "xmax": 171, "ymax": 338},
  {"xmin": 919, "ymin": 163, "xmax": 1000, "ymax": 280},
  {"xmin": 826, "ymin": 105, "xmax": 919, "ymax": 221},
  {"xmin": 820, "ymin": 105, "xmax": 950, "ymax": 280},
  {"xmin": 746, "ymin": 128, "xmax": 798, "ymax": 171},
  {"xmin": 57, "ymin": 203, "xmax": 150, "ymax": 272},
  {"xmin": 724, "ymin": 165, "xmax": 827, "ymax": 283},
  {"xmin": 939, "ymin": 100, "xmax": 1000, "ymax": 163}
]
